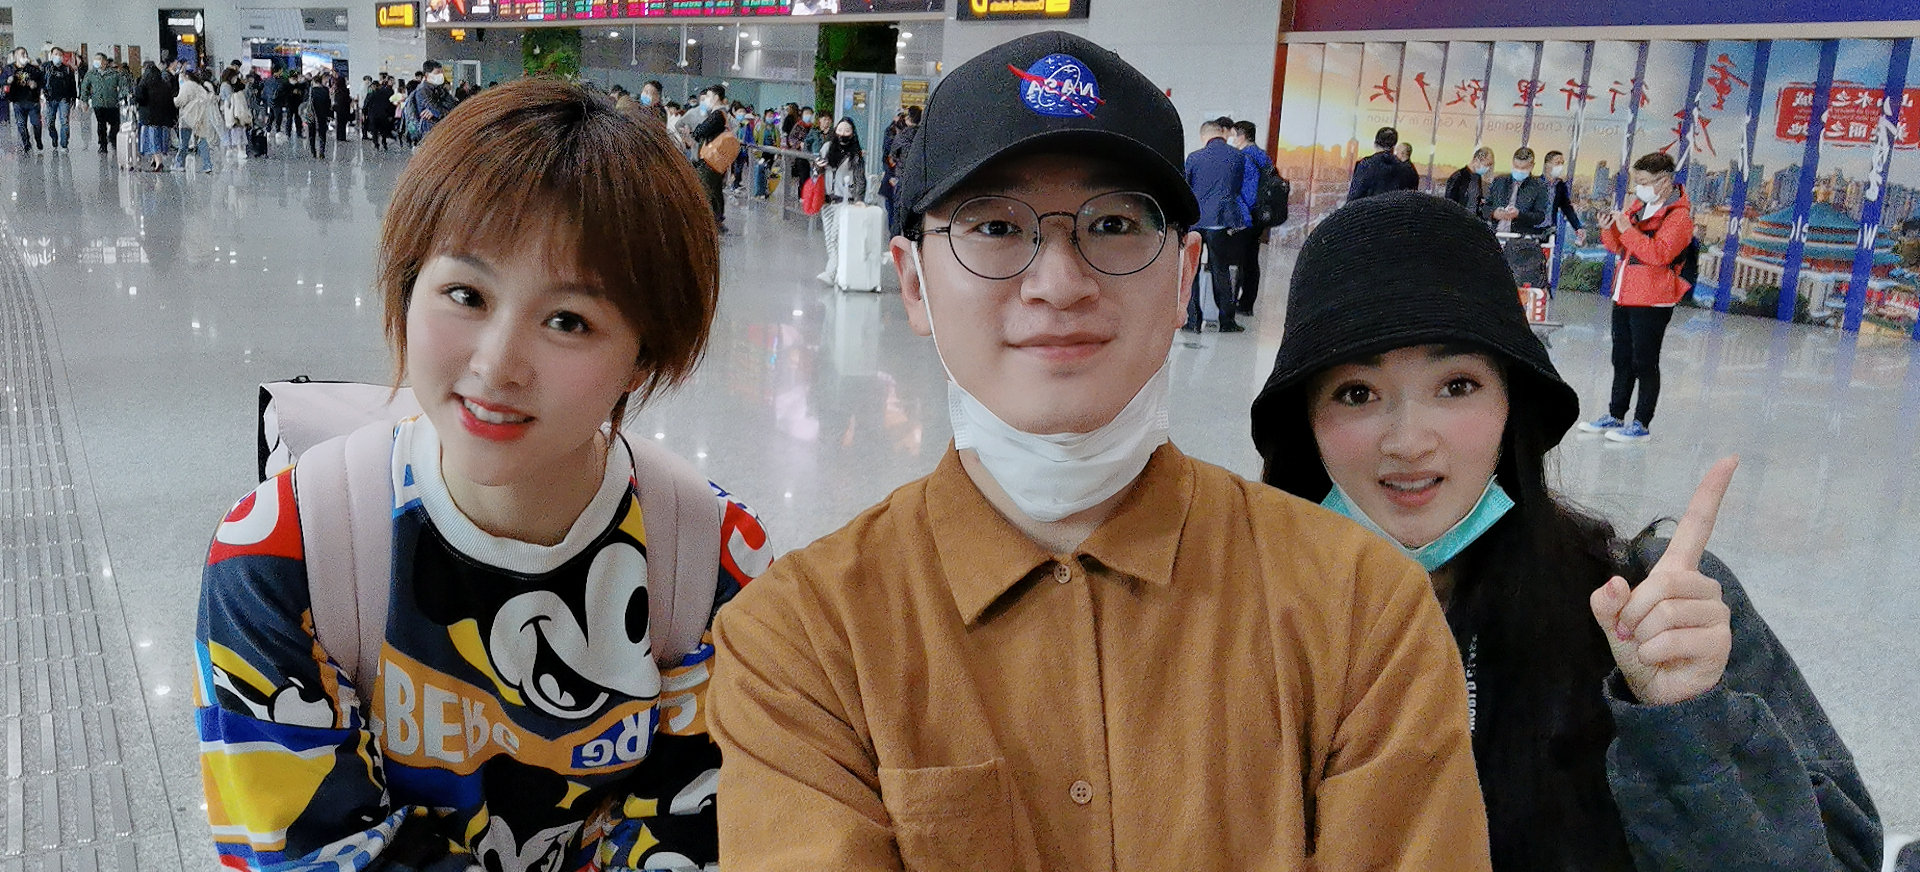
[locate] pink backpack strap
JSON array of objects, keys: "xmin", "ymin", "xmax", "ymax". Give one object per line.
[
  {"xmin": 627, "ymin": 436, "xmax": 723, "ymax": 666},
  {"xmin": 292, "ymin": 419, "xmax": 397, "ymax": 693}
]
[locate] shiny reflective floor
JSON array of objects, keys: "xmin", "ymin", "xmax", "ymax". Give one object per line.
[{"xmin": 0, "ymin": 132, "xmax": 1915, "ymax": 867}]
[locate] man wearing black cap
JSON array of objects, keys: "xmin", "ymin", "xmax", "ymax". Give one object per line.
[
  {"xmin": 708, "ymin": 30, "xmax": 1492, "ymax": 872},
  {"xmin": 1347, "ymin": 126, "xmax": 1417, "ymax": 201}
]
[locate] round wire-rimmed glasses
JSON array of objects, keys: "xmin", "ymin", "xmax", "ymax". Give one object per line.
[{"xmin": 908, "ymin": 190, "xmax": 1171, "ymax": 280}]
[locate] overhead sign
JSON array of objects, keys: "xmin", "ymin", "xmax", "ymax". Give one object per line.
[
  {"xmin": 377, "ymin": 2, "xmax": 419, "ymax": 26},
  {"xmin": 957, "ymin": 0, "xmax": 1087, "ymax": 20}
]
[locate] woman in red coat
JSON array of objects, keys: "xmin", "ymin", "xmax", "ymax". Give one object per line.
[{"xmin": 1580, "ymin": 152, "xmax": 1693, "ymax": 444}]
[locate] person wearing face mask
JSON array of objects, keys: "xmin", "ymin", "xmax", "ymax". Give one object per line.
[
  {"xmin": 638, "ymin": 79, "xmax": 666, "ymax": 127},
  {"xmin": 1542, "ymin": 150, "xmax": 1583, "ymax": 235},
  {"xmin": 1446, "ymin": 146, "xmax": 1495, "ymax": 221},
  {"xmin": 1251, "ymin": 190, "xmax": 1880, "ymax": 872},
  {"xmin": 784, "ymin": 105, "xmax": 816, "ymax": 190},
  {"xmin": 403, "ymin": 60, "xmax": 458, "ymax": 144},
  {"xmin": 813, "ymin": 117, "xmax": 867, "ymax": 284},
  {"xmin": 675, "ymin": 84, "xmax": 732, "ymax": 231},
  {"xmin": 753, "ymin": 107, "xmax": 780, "ymax": 199},
  {"xmin": 1580, "ymin": 151, "xmax": 1694, "ymax": 444},
  {"xmin": 728, "ymin": 102, "xmax": 754, "ymax": 192},
  {"xmin": 41, "ymin": 48, "xmax": 77, "ymax": 151},
  {"xmin": 1483, "ymin": 146, "xmax": 1554, "ymax": 288},
  {"xmin": 1483, "ymin": 146, "xmax": 1551, "ymax": 238},
  {"xmin": 707, "ymin": 31, "xmax": 1493, "ymax": 872},
  {"xmin": 5, "ymin": 48, "xmax": 47, "ymax": 153},
  {"xmin": 79, "ymin": 53, "xmax": 131, "ymax": 155}
]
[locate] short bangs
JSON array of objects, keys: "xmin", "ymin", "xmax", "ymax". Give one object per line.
[{"xmin": 378, "ymin": 78, "xmax": 719, "ymax": 405}]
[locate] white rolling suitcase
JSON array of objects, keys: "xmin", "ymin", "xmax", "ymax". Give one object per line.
[
  {"xmin": 119, "ymin": 121, "xmax": 140, "ymax": 171},
  {"xmin": 834, "ymin": 202, "xmax": 888, "ymax": 292}
]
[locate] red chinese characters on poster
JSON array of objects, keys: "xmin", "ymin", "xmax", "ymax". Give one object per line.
[{"xmin": 1775, "ymin": 83, "xmax": 1920, "ymax": 146}]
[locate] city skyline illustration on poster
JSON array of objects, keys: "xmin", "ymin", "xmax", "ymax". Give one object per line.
[{"xmin": 1277, "ymin": 37, "xmax": 1920, "ymax": 339}]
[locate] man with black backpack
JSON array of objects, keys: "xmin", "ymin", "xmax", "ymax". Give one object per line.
[{"xmin": 1230, "ymin": 119, "xmax": 1286, "ymax": 316}]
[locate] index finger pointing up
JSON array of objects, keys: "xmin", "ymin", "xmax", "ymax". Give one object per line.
[{"xmin": 1656, "ymin": 456, "xmax": 1740, "ymax": 573}]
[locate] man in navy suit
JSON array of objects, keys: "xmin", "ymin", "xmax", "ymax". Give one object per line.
[{"xmin": 1183, "ymin": 116, "xmax": 1248, "ymax": 333}]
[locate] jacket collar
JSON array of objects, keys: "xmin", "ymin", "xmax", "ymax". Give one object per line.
[
  {"xmin": 926, "ymin": 443, "xmax": 1194, "ymax": 626},
  {"xmin": 1634, "ymin": 187, "xmax": 1691, "ymax": 223}
]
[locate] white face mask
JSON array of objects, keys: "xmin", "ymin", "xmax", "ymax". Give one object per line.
[
  {"xmin": 1549, "ymin": 164, "xmax": 1566, "ymax": 179},
  {"xmin": 910, "ymin": 245, "xmax": 1175, "ymax": 522},
  {"xmin": 1635, "ymin": 184, "xmax": 1660, "ymax": 205},
  {"xmin": 427, "ymin": 72, "xmax": 445, "ymax": 86}
]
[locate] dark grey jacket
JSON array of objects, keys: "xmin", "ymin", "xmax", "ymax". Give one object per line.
[
  {"xmin": 1484, "ymin": 173, "xmax": 1554, "ymax": 237},
  {"xmin": 1605, "ymin": 539, "xmax": 1881, "ymax": 872}
]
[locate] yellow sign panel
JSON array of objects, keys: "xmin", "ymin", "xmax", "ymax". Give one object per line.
[
  {"xmin": 900, "ymin": 79, "xmax": 930, "ymax": 111},
  {"xmin": 376, "ymin": 2, "xmax": 419, "ymax": 27}
]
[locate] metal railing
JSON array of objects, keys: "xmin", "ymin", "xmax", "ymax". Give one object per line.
[{"xmin": 741, "ymin": 143, "xmax": 821, "ymax": 221}]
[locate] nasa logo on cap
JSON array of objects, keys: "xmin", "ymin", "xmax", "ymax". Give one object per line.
[{"xmin": 1010, "ymin": 53, "xmax": 1103, "ymax": 119}]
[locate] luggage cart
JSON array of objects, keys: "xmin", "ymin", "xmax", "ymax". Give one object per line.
[{"xmin": 1498, "ymin": 231, "xmax": 1562, "ymax": 346}]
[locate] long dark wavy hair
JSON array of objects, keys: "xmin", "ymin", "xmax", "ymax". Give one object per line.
[{"xmin": 1262, "ymin": 359, "xmax": 1638, "ymax": 872}]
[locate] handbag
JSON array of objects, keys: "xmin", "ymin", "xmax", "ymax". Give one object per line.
[
  {"xmin": 801, "ymin": 174, "xmax": 826, "ymax": 216},
  {"xmin": 699, "ymin": 128, "xmax": 741, "ymax": 174}
]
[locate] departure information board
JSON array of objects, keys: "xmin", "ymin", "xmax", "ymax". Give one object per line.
[{"xmin": 441, "ymin": 0, "xmax": 938, "ymax": 20}]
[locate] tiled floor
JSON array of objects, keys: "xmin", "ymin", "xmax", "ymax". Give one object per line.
[{"xmin": 0, "ymin": 131, "xmax": 1914, "ymax": 868}]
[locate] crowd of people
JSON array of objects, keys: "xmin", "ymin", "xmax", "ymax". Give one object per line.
[{"xmin": 2, "ymin": 43, "xmax": 474, "ymax": 173}]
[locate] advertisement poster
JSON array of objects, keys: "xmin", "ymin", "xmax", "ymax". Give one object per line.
[
  {"xmin": 1279, "ymin": 35, "xmax": 1920, "ymax": 338},
  {"xmin": 1395, "ymin": 41, "xmax": 1448, "ymax": 191},
  {"xmin": 1429, "ymin": 41, "xmax": 1492, "ymax": 207}
]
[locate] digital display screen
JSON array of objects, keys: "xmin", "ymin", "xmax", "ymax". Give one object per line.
[{"xmin": 439, "ymin": 0, "xmax": 938, "ymax": 21}]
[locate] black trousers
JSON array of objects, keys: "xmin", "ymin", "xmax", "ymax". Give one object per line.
[
  {"xmin": 309, "ymin": 117, "xmax": 329, "ymax": 157},
  {"xmin": 1187, "ymin": 228, "xmax": 1240, "ymax": 328},
  {"xmin": 1233, "ymin": 227, "xmax": 1263, "ymax": 313},
  {"xmin": 1608, "ymin": 304, "xmax": 1675, "ymax": 426},
  {"xmin": 697, "ymin": 161, "xmax": 725, "ymax": 223},
  {"xmin": 93, "ymin": 107, "xmax": 120, "ymax": 150}
]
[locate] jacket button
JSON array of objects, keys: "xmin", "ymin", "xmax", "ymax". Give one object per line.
[
  {"xmin": 1069, "ymin": 780, "xmax": 1094, "ymax": 805},
  {"xmin": 1053, "ymin": 563, "xmax": 1071, "ymax": 584}
]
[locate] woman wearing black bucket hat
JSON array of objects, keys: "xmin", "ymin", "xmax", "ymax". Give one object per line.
[{"xmin": 1250, "ymin": 191, "xmax": 1880, "ymax": 872}]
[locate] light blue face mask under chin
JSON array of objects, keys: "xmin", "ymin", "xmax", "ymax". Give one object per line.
[{"xmin": 1321, "ymin": 477, "xmax": 1515, "ymax": 572}]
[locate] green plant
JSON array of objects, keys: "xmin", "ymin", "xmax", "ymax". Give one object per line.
[
  {"xmin": 1557, "ymin": 256, "xmax": 1602, "ymax": 293},
  {"xmin": 523, "ymin": 28, "xmax": 582, "ymax": 79},
  {"xmin": 814, "ymin": 23, "xmax": 895, "ymax": 117},
  {"xmin": 1729, "ymin": 283, "xmax": 1810, "ymax": 322}
]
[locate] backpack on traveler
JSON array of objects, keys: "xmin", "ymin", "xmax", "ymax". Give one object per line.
[
  {"xmin": 256, "ymin": 377, "xmax": 724, "ymax": 686},
  {"xmin": 1253, "ymin": 165, "xmax": 1290, "ymax": 228},
  {"xmin": 1674, "ymin": 236, "xmax": 1701, "ymax": 290}
]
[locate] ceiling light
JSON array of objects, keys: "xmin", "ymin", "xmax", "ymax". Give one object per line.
[
  {"xmin": 609, "ymin": 30, "xmax": 620, "ymax": 37},
  {"xmin": 902, "ymin": 31, "xmax": 912, "ymax": 38},
  {"xmin": 687, "ymin": 38, "xmax": 697, "ymax": 45},
  {"xmin": 751, "ymin": 39, "xmax": 761, "ymax": 46}
]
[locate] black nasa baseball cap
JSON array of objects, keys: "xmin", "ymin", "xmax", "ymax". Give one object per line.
[{"xmin": 894, "ymin": 30, "xmax": 1199, "ymax": 238}]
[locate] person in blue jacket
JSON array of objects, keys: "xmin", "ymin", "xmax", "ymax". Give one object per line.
[
  {"xmin": 1182, "ymin": 116, "xmax": 1248, "ymax": 333},
  {"xmin": 1250, "ymin": 191, "xmax": 1881, "ymax": 872},
  {"xmin": 1228, "ymin": 118, "xmax": 1274, "ymax": 316}
]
